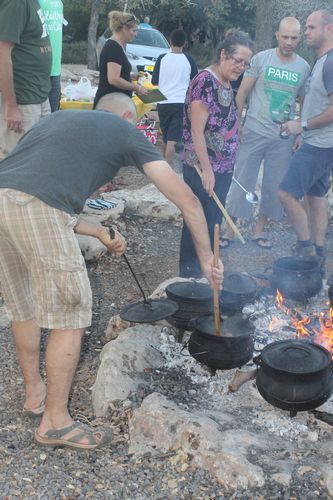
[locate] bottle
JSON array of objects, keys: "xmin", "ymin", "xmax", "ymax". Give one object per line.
[{"xmin": 280, "ymin": 104, "xmax": 291, "ymax": 139}]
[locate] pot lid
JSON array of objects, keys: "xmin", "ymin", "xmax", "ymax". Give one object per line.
[
  {"xmin": 193, "ymin": 313, "xmax": 253, "ymax": 337},
  {"xmin": 260, "ymin": 340, "xmax": 332, "ymax": 374},
  {"xmin": 120, "ymin": 298, "xmax": 179, "ymax": 323},
  {"xmin": 222, "ymin": 272, "xmax": 257, "ymax": 295},
  {"xmin": 166, "ymin": 281, "xmax": 213, "ymax": 302},
  {"xmin": 273, "ymin": 256, "xmax": 320, "ymax": 272}
]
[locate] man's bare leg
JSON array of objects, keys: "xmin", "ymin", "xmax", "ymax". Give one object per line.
[
  {"xmin": 278, "ymin": 189, "xmax": 310, "ymax": 241},
  {"xmin": 38, "ymin": 329, "xmax": 83, "ymax": 429},
  {"xmin": 12, "ymin": 319, "xmax": 46, "ymax": 410},
  {"xmin": 305, "ymin": 195, "xmax": 328, "ymax": 246}
]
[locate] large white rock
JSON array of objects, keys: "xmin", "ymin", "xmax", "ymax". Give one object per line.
[
  {"xmin": 76, "ymin": 234, "xmax": 107, "ymax": 262},
  {"xmin": 92, "ymin": 324, "xmax": 164, "ymax": 417},
  {"xmin": 128, "ymin": 392, "xmax": 265, "ymax": 490},
  {"xmin": 104, "ymin": 183, "xmax": 181, "ymax": 220}
]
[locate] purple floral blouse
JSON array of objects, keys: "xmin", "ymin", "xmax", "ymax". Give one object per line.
[{"xmin": 181, "ymin": 69, "xmax": 240, "ymax": 174}]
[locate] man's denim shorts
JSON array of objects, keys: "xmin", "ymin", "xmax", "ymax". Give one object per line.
[{"xmin": 280, "ymin": 142, "xmax": 333, "ymax": 199}]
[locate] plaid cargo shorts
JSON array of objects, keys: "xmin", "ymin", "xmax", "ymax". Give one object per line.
[{"xmin": 0, "ymin": 189, "xmax": 92, "ymax": 329}]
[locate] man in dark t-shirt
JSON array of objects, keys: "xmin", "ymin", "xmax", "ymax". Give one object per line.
[
  {"xmin": 0, "ymin": 0, "xmax": 52, "ymax": 154},
  {"xmin": 0, "ymin": 93, "xmax": 223, "ymax": 450}
]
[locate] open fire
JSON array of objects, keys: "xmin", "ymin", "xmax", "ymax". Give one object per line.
[{"xmin": 270, "ymin": 289, "xmax": 333, "ymax": 357}]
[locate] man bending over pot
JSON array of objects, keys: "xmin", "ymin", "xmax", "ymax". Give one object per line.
[{"xmin": 0, "ymin": 93, "xmax": 223, "ymax": 450}]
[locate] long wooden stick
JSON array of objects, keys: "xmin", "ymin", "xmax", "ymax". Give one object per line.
[
  {"xmin": 213, "ymin": 224, "xmax": 221, "ymax": 337},
  {"xmin": 194, "ymin": 165, "xmax": 245, "ymax": 244}
]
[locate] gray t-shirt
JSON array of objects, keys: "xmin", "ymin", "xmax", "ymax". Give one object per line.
[
  {"xmin": 0, "ymin": 110, "xmax": 163, "ymax": 214},
  {"xmin": 302, "ymin": 48, "xmax": 333, "ymax": 148},
  {"xmin": 244, "ymin": 48, "xmax": 310, "ymax": 138}
]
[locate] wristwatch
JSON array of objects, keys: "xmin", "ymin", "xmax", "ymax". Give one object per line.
[{"xmin": 301, "ymin": 120, "xmax": 309, "ymax": 131}]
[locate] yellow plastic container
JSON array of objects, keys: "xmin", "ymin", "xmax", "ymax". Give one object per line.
[{"xmin": 59, "ymin": 83, "xmax": 157, "ymax": 119}]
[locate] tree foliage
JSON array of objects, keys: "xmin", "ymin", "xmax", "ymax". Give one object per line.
[{"xmin": 63, "ymin": 0, "xmax": 332, "ymax": 68}]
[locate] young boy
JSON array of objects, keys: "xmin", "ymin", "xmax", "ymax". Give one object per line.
[{"xmin": 152, "ymin": 29, "xmax": 198, "ymax": 164}]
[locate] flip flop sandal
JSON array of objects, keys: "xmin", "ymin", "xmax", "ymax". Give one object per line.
[
  {"xmin": 219, "ymin": 237, "xmax": 234, "ymax": 248},
  {"xmin": 35, "ymin": 421, "xmax": 113, "ymax": 450},
  {"xmin": 23, "ymin": 399, "xmax": 45, "ymax": 417},
  {"xmin": 251, "ymin": 236, "xmax": 272, "ymax": 249}
]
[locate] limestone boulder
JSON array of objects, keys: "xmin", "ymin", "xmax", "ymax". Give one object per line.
[
  {"xmin": 92, "ymin": 324, "xmax": 164, "ymax": 417},
  {"xmin": 105, "ymin": 184, "xmax": 181, "ymax": 221},
  {"xmin": 128, "ymin": 392, "xmax": 265, "ymax": 490}
]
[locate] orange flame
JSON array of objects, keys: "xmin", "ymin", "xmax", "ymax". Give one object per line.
[{"xmin": 274, "ymin": 290, "xmax": 333, "ymax": 357}]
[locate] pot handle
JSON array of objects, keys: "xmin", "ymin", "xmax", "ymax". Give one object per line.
[{"xmin": 253, "ymin": 354, "xmax": 261, "ymax": 366}]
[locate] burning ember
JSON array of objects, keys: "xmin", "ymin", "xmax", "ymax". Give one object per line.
[{"xmin": 271, "ymin": 289, "xmax": 333, "ymax": 357}]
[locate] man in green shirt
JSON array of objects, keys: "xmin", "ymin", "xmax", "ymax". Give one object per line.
[
  {"xmin": 39, "ymin": 0, "xmax": 65, "ymax": 112},
  {"xmin": 0, "ymin": 0, "xmax": 52, "ymax": 154}
]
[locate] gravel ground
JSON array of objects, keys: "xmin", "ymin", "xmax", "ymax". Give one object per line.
[{"xmin": 1, "ymin": 154, "xmax": 333, "ymax": 497}]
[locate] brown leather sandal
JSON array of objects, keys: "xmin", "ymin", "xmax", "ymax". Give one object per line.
[{"xmin": 35, "ymin": 422, "xmax": 112, "ymax": 449}]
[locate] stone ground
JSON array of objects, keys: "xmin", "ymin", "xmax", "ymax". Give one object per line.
[{"xmin": 0, "ymin": 65, "xmax": 333, "ymax": 498}]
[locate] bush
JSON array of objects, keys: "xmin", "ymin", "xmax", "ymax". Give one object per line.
[
  {"xmin": 190, "ymin": 43, "xmax": 215, "ymax": 69},
  {"xmin": 62, "ymin": 41, "xmax": 88, "ymax": 64}
]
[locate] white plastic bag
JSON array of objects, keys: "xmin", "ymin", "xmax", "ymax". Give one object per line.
[{"xmin": 63, "ymin": 77, "xmax": 95, "ymax": 101}]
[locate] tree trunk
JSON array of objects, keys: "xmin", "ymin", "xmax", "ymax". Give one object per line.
[
  {"xmin": 255, "ymin": 0, "xmax": 273, "ymax": 52},
  {"xmin": 87, "ymin": 0, "xmax": 102, "ymax": 70}
]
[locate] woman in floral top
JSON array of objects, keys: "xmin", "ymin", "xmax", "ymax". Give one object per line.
[{"xmin": 179, "ymin": 29, "xmax": 253, "ymax": 278}]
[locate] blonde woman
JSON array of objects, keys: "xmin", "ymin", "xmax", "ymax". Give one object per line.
[{"xmin": 94, "ymin": 11, "xmax": 147, "ymax": 107}]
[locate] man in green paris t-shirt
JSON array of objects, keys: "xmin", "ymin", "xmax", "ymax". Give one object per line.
[
  {"xmin": 39, "ymin": 0, "xmax": 66, "ymax": 112},
  {"xmin": 0, "ymin": 0, "xmax": 52, "ymax": 155},
  {"xmin": 224, "ymin": 17, "xmax": 310, "ymax": 249}
]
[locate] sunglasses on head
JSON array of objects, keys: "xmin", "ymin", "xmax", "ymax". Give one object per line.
[{"xmin": 125, "ymin": 15, "xmax": 137, "ymax": 24}]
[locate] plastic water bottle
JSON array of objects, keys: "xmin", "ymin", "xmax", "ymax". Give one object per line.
[{"xmin": 280, "ymin": 104, "xmax": 291, "ymax": 139}]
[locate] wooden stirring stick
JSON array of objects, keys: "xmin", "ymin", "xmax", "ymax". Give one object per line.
[
  {"xmin": 194, "ymin": 165, "xmax": 245, "ymax": 244},
  {"xmin": 213, "ymin": 224, "xmax": 221, "ymax": 337}
]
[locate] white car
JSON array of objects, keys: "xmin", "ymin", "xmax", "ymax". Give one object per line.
[{"xmin": 96, "ymin": 26, "xmax": 170, "ymax": 73}]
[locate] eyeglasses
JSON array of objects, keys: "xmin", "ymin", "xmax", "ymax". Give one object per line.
[{"xmin": 229, "ymin": 56, "xmax": 250, "ymax": 69}]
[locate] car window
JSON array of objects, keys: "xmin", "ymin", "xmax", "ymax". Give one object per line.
[{"xmin": 129, "ymin": 29, "xmax": 169, "ymax": 48}]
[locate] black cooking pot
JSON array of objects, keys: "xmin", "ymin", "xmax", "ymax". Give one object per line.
[
  {"xmin": 254, "ymin": 339, "xmax": 333, "ymax": 414},
  {"xmin": 259, "ymin": 256, "xmax": 322, "ymax": 301},
  {"xmin": 165, "ymin": 281, "xmax": 213, "ymax": 330},
  {"xmin": 188, "ymin": 314, "xmax": 254, "ymax": 370},
  {"xmin": 166, "ymin": 275, "xmax": 257, "ymax": 329},
  {"xmin": 220, "ymin": 272, "xmax": 257, "ymax": 314}
]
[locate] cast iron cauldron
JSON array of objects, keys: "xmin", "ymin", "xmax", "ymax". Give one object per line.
[
  {"xmin": 220, "ymin": 272, "xmax": 257, "ymax": 314},
  {"xmin": 166, "ymin": 275, "xmax": 257, "ymax": 329},
  {"xmin": 165, "ymin": 281, "xmax": 213, "ymax": 330},
  {"xmin": 261, "ymin": 256, "xmax": 322, "ymax": 301},
  {"xmin": 254, "ymin": 339, "xmax": 333, "ymax": 414},
  {"xmin": 188, "ymin": 314, "xmax": 254, "ymax": 370}
]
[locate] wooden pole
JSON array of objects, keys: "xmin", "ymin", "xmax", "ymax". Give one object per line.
[{"xmin": 213, "ymin": 224, "xmax": 221, "ymax": 337}]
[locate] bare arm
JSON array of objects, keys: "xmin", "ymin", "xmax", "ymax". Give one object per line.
[
  {"xmin": 107, "ymin": 62, "xmax": 147, "ymax": 95},
  {"xmin": 143, "ymin": 160, "xmax": 223, "ymax": 287},
  {"xmin": 0, "ymin": 40, "xmax": 22, "ymax": 133},
  {"xmin": 284, "ymin": 94, "xmax": 333, "ymax": 135},
  {"xmin": 190, "ymin": 100, "xmax": 215, "ymax": 195},
  {"xmin": 235, "ymin": 75, "xmax": 256, "ymax": 121},
  {"xmin": 74, "ymin": 218, "xmax": 126, "ymax": 257}
]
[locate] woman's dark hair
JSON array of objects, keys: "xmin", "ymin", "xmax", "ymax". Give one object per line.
[{"xmin": 216, "ymin": 28, "xmax": 254, "ymax": 61}]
